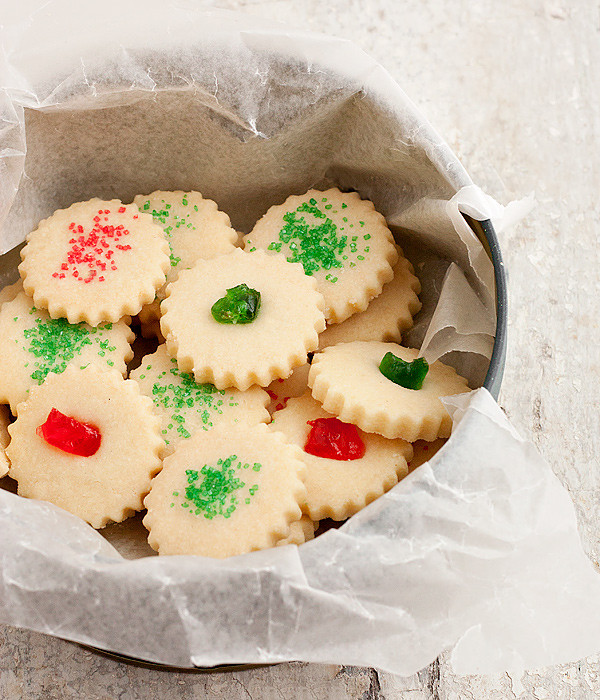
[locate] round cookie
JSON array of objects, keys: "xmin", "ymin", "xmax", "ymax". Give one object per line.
[
  {"xmin": 133, "ymin": 191, "xmax": 237, "ymax": 300},
  {"xmin": 19, "ymin": 198, "xmax": 170, "ymax": 325},
  {"xmin": 276, "ymin": 515, "xmax": 317, "ymax": 546},
  {"xmin": 318, "ymin": 247, "xmax": 422, "ymax": 349},
  {"xmin": 309, "ymin": 342, "xmax": 471, "ymax": 442},
  {"xmin": 271, "ymin": 392, "xmax": 412, "ymax": 521},
  {"xmin": 130, "ymin": 345, "xmax": 270, "ymax": 456},
  {"xmin": 0, "ymin": 292, "xmax": 134, "ymax": 413},
  {"xmin": 143, "ymin": 423, "xmax": 307, "ymax": 558},
  {"xmin": 0, "ymin": 405, "xmax": 11, "ymax": 478},
  {"xmin": 0, "ymin": 279, "xmax": 24, "ymax": 307},
  {"xmin": 266, "ymin": 363, "xmax": 310, "ymax": 413},
  {"xmin": 244, "ymin": 188, "xmax": 398, "ymax": 324},
  {"xmin": 160, "ymin": 248, "xmax": 325, "ymax": 390},
  {"xmin": 7, "ymin": 365, "xmax": 163, "ymax": 528}
]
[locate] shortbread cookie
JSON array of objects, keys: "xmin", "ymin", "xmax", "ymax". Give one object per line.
[
  {"xmin": 0, "ymin": 405, "xmax": 11, "ymax": 478},
  {"xmin": 0, "ymin": 279, "xmax": 24, "ymax": 307},
  {"xmin": 271, "ymin": 392, "xmax": 412, "ymax": 521},
  {"xmin": 276, "ymin": 515, "xmax": 317, "ymax": 546},
  {"xmin": 143, "ymin": 423, "xmax": 307, "ymax": 558},
  {"xmin": 318, "ymin": 247, "xmax": 422, "ymax": 349},
  {"xmin": 19, "ymin": 198, "xmax": 170, "ymax": 325},
  {"xmin": 130, "ymin": 345, "xmax": 270, "ymax": 455},
  {"xmin": 133, "ymin": 191, "xmax": 237, "ymax": 300},
  {"xmin": 0, "ymin": 292, "xmax": 134, "ymax": 412},
  {"xmin": 244, "ymin": 188, "xmax": 398, "ymax": 324},
  {"xmin": 161, "ymin": 248, "xmax": 325, "ymax": 390},
  {"xmin": 409, "ymin": 438, "xmax": 447, "ymax": 472},
  {"xmin": 266, "ymin": 363, "xmax": 310, "ymax": 413},
  {"xmin": 309, "ymin": 342, "xmax": 470, "ymax": 442},
  {"xmin": 7, "ymin": 365, "xmax": 163, "ymax": 528}
]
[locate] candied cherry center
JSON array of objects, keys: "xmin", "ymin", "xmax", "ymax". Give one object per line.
[
  {"xmin": 37, "ymin": 408, "xmax": 101, "ymax": 457},
  {"xmin": 211, "ymin": 283, "xmax": 261, "ymax": 324},
  {"xmin": 304, "ymin": 417, "xmax": 365, "ymax": 461},
  {"xmin": 379, "ymin": 352, "xmax": 429, "ymax": 390}
]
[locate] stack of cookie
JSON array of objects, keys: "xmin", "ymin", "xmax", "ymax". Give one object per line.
[{"xmin": 0, "ymin": 189, "xmax": 470, "ymax": 558}]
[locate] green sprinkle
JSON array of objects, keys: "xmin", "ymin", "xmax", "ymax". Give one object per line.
[
  {"xmin": 363, "ymin": 234, "xmax": 371, "ymax": 240},
  {"xmin": 149, "ymin": 361, "xmax": 237, "ymax": 446},
  {"xmin": 176, "ymin": 456, "xmax": 262, "ymax": 519},
  {"xmin": 22, "ymin": 316, "xmax": 116, "ymax": 384},
  {"xmin": 274, "ymin": 201, "xmax": 349, "ymax": 277}
]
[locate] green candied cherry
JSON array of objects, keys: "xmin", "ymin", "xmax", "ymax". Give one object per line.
[
  {"xmin": 379, "ymin": 352, "xmax": 429, "ymax": 390},
  {"xmin": 211, "ymin": 284, "xmax": 261, "ymax": 325}
]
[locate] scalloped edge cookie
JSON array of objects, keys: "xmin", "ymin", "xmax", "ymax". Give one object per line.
[
  {"xmin": 0, "ymin": 292, "xmax": 135, "ymax": 413},
  {"xmin": 271, "ymin": 392, "xmax": 412, "ymax": 521},
  {"xmin": 130, "ymin": 344, "xmax": 270, "ymax": 456},
  {"xmin": 244, "ymin": 188, "xmax": 398, "ymax": 324},
  {"xmin": 318, "ymin": 246, "xmax": 422, "ymax": 349},
  {"xmin": 143, "ymin": 423, "xmax": 307, "ymax": 558},
  {"xmin": 19, "ymin": 198, "xmax": 170, "ymax": 326},
  {"xmin": 133, "ymin": 190, "xmax": 237, "ymax": 300},
  {"xmin": 309, "ymin": 341, "xmax": 470, "ymax": 441},
  {"xmin": 7, "ymin": 365, "xmax": 163, "ymax": 528},
  {"xmin": 161, "ymin": 248, "xmax": 325, "ymax": 390}
]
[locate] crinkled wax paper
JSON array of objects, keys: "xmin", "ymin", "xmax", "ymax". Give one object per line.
[{"xmin": 1, "ymin": 0, "xmax": 598, "ymax": 675}]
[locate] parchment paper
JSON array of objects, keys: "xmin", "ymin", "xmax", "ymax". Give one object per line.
[{"xmin": 1, "ymin": 1, "xmax": 598, "ymax": 675}]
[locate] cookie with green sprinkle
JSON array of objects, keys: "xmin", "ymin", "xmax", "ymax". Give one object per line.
[
  {"xmin": 133, "ymin": 190, "xmax": 237, "ymax": 305},
  {"xmin": 143, "ymin": 423, "xmax": 307, "ymax": 558},
  {"xmin": 0, "ymin": 292, "xmax": 134, "ymax": 412},
  {"xmin": 130, "ymin": 345, "xmax": 270, "ymax": 456},
  {"xmin": 244, "ymin": 188, "xmax": 398, "ymax": 324}
]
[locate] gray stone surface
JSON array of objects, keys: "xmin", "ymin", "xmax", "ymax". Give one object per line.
[{"xmin": 2, "ymin": 0, "xmax": 599, "ymax": 697}]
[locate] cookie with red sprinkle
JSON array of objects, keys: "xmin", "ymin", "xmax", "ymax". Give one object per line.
[{"xmin": 19, "ymin": 198, "xmax": 170, "ymax": 326}]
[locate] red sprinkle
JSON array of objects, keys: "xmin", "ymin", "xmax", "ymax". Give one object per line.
[
  {"xmin": 37, "ymin": 408, "xmax": 101, "ymax": 457},
  {"xmin": 304, "ymin": 417, "xmax": 365, "ymax": 461},
  {"xmin": 54, "ymin": 207, "xmax": 133, "ymax": 283}
]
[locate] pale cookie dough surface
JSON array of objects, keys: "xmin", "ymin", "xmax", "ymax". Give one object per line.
[
  {"xmin": 7, "ymin": 365, "xmax": 163, "ymax": 529},
  {"xmin": 309, "ymin": 342, "xmax": 471, "ymax": 442},
  {"xmin": 244, "ymin": 188, "xmax": 398, "ymax": 324},
  {"xmin": 276, "ymin": 515, "xmax": 317, "ymax": 546},
  {"xmin": 0, "ymin": 279, "xmax": 24, "ymax": 307},
  {"xmin": 0, "ymin": 292, "xmax": 134, "ymax": 413},
  {"xmin": 130, "ymin": 345, "xmax": 270, "ymax": 456},
  {"xmin": 0, "ymin": 405, "xmax": 11, "ymax": 478},
  {"xmin": 19, "ymin": 198, "xmax": 170, "ymax": 326},
  {"xmin": 266, "ymin": 362, "xmax": 310, "ymax": 413},
  {"xmin": 133, "ymin": 190, "xmax": 237, "ymax": 300},
  {"xmin": 161, "ymin": 248, "xmax": 325, "ymax": 390},
  {"xmin": 271, "ymin": 392, "xmax": 412, "ymax": 521},
  {"xmin": 143, "ymin": 423, "xmax": 307, "ymax": 558},
  {"xmin": 318, "ymin": 247, "xmax": 422, "ymax": 349}
]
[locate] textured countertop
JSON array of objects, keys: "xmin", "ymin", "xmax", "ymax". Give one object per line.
[{"xmin": 2, "ymin": 0, "xmax": 599, "ymax": 697}]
